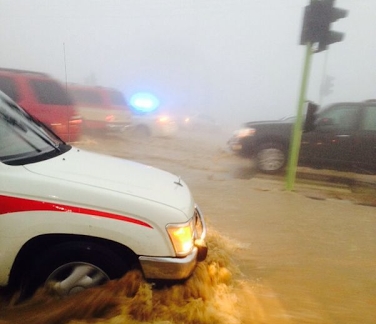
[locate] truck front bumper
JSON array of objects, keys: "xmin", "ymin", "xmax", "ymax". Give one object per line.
[{"xmin": 139, "ymin": 240, "xmax": 207, "ymax": 280}]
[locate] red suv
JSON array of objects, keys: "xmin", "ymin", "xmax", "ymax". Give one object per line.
[{"xmin": 0, "ymin": 68, "xmax": 82, "ymax": 142}]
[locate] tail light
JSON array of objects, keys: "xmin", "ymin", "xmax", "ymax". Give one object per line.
[
  {"xmin": 105, "ymin": 115, "xmax": 115, "ymax": 122},
  {"xmin": 69, "ymin": 115, "xmax": 82, "ymax": 125}
]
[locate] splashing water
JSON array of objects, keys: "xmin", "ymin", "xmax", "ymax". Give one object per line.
[{"xmin": 0, "ymin": 229, "xmax": 269, "ymax": 324}]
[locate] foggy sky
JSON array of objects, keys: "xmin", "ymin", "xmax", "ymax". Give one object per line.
[{"xmin": 1, "ymin": 0, "xmax": 375, "ymax": 127}]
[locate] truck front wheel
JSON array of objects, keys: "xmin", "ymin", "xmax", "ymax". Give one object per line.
[
  {"xmin": 256, "ymin": 143, "xmax": 286, "ymax": 174},
  {"xmin": 20, "ymin": 241, "xmax": 131, "ymax": 300}
]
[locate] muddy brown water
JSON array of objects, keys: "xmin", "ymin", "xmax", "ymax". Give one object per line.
[{"xmin": 0, "ymin": 231, "xmax": 256, "ymax": 324}]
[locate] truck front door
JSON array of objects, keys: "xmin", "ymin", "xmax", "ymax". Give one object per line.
[
  {"xmin": 300, "ymin": 104, "xmax": 359, "ymax": 170},
  {"xmin": 354, "ymin": 105, "xmax": 376, "ymax": 172}
]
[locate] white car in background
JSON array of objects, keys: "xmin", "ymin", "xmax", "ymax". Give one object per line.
[
  {"xmin": 181, "ymin": 113, "xmax": 221, "ymax": 132},
  {"xmin": 0, "ymin": 91, "xmax": 207, "ymax": 300},
  {"xmin": 131, "ymin": 113, "xmax": 178, "ymax": 137}
]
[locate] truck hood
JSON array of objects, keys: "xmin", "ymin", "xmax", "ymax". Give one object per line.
[
  {"xmin": 244, "ymin": 120, "xmax": 293, "ymax": 127},
  {"xmin": 24, "ymin": 147, "xmax": 192, "ymax": 211}
]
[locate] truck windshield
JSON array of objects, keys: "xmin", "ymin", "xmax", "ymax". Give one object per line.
[{"xmin": 0, "ymin": 93, "xmax": 70, "ymax": 165}]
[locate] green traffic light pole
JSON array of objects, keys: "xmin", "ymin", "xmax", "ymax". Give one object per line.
[{"xmin": 285, "ymin": 42, "xmax": 314, "ymax": 191}]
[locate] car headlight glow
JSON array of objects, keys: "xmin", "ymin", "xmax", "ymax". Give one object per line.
[
  {"xmin": 236, "ymin": 127, "xmax": 256, "ymax": 137},
  {"xmin": 167, "ymin": 220, "xmax": 194, "ymax": 256},
  {"xmin": 157, "ymin": 116, "xmax": 169, "ymax": 123}
]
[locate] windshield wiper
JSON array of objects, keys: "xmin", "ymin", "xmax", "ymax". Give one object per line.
[
  {"xmin": 5, "ymin": 99, "xmax": 63, "ymax": 149},
  {"xmin": 0, "ymin": 111, "xmax": 60, "ymax": 152},
  {"xmin": 1, "ymin": 112, "xmax": 28, "ymax": 132},
  {"xmin": 24, "ymin": 122, "xmax": 61, "ymax": 152},
  {"xmin": 1, "ymin": 112, "xmax": 42, "ymax": 153}
]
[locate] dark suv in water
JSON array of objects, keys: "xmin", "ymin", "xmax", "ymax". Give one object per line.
[{"xmin": 228, "ymin": 100, "xmax": 376, "ymax": 174}]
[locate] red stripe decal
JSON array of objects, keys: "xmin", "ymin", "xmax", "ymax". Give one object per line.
[{"xmin": 0, "ymin": 195, "xmax": 152, "ymax": 228}]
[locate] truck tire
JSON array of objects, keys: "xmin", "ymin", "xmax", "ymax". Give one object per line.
[
  {"xmin": 256, "ymin": 142, "xmax": 286, "ymax": 174},
  {"xmin": 20, "ymin": 241, "xmax": 130, "ymax": 300}
]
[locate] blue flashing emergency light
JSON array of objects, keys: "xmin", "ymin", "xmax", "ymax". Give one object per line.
[{"xmin": 130, "ymin": 92, "xmax": 160, "ymax": 113}]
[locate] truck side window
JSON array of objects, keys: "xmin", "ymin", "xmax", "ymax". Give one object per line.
[
  {"xmin": 318, "ymin": 106, "xmax": 357, "ymax": 131},
  {"xmin": 0, "ymin": 76, "xmax": 19, "ymax": 101},
  {"xmin": 29, "ymin": 79, "xmax": 72, "ymax": 106},
  {"xmin": 361, "ymin": 106, "xmax": 376, "ymax": 131}
]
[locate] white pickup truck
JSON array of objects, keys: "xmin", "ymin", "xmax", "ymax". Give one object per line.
[{"xmin": 0, "ymin": 91, "xmax": 207, "ymax": 299}]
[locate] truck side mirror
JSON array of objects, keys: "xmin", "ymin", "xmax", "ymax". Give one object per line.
[{"xmin": 304, "ymin": 101, "xmax": 319, "ymax": 132}]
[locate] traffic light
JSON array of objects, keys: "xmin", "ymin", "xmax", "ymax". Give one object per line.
[
  {"xmin": 300, "ymin": 0, "xmax": 325, "ymax": 45},
  {"xmin": 300, "ymin": 0, "xmax": 348, "ymax": 52}
]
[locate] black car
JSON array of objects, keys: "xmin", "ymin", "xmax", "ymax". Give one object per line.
[{"xmin": 228, "ymin": 100, "xmax": 376, "ymax": 174}]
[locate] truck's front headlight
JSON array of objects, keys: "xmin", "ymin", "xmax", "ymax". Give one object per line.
[
  {"xmin": 236, "ymin": 127, "xmax": 256, "ymax": 138},
  {"xmin": 167, "ymin": 220, "xmax": 194, "ymax": 256}
]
